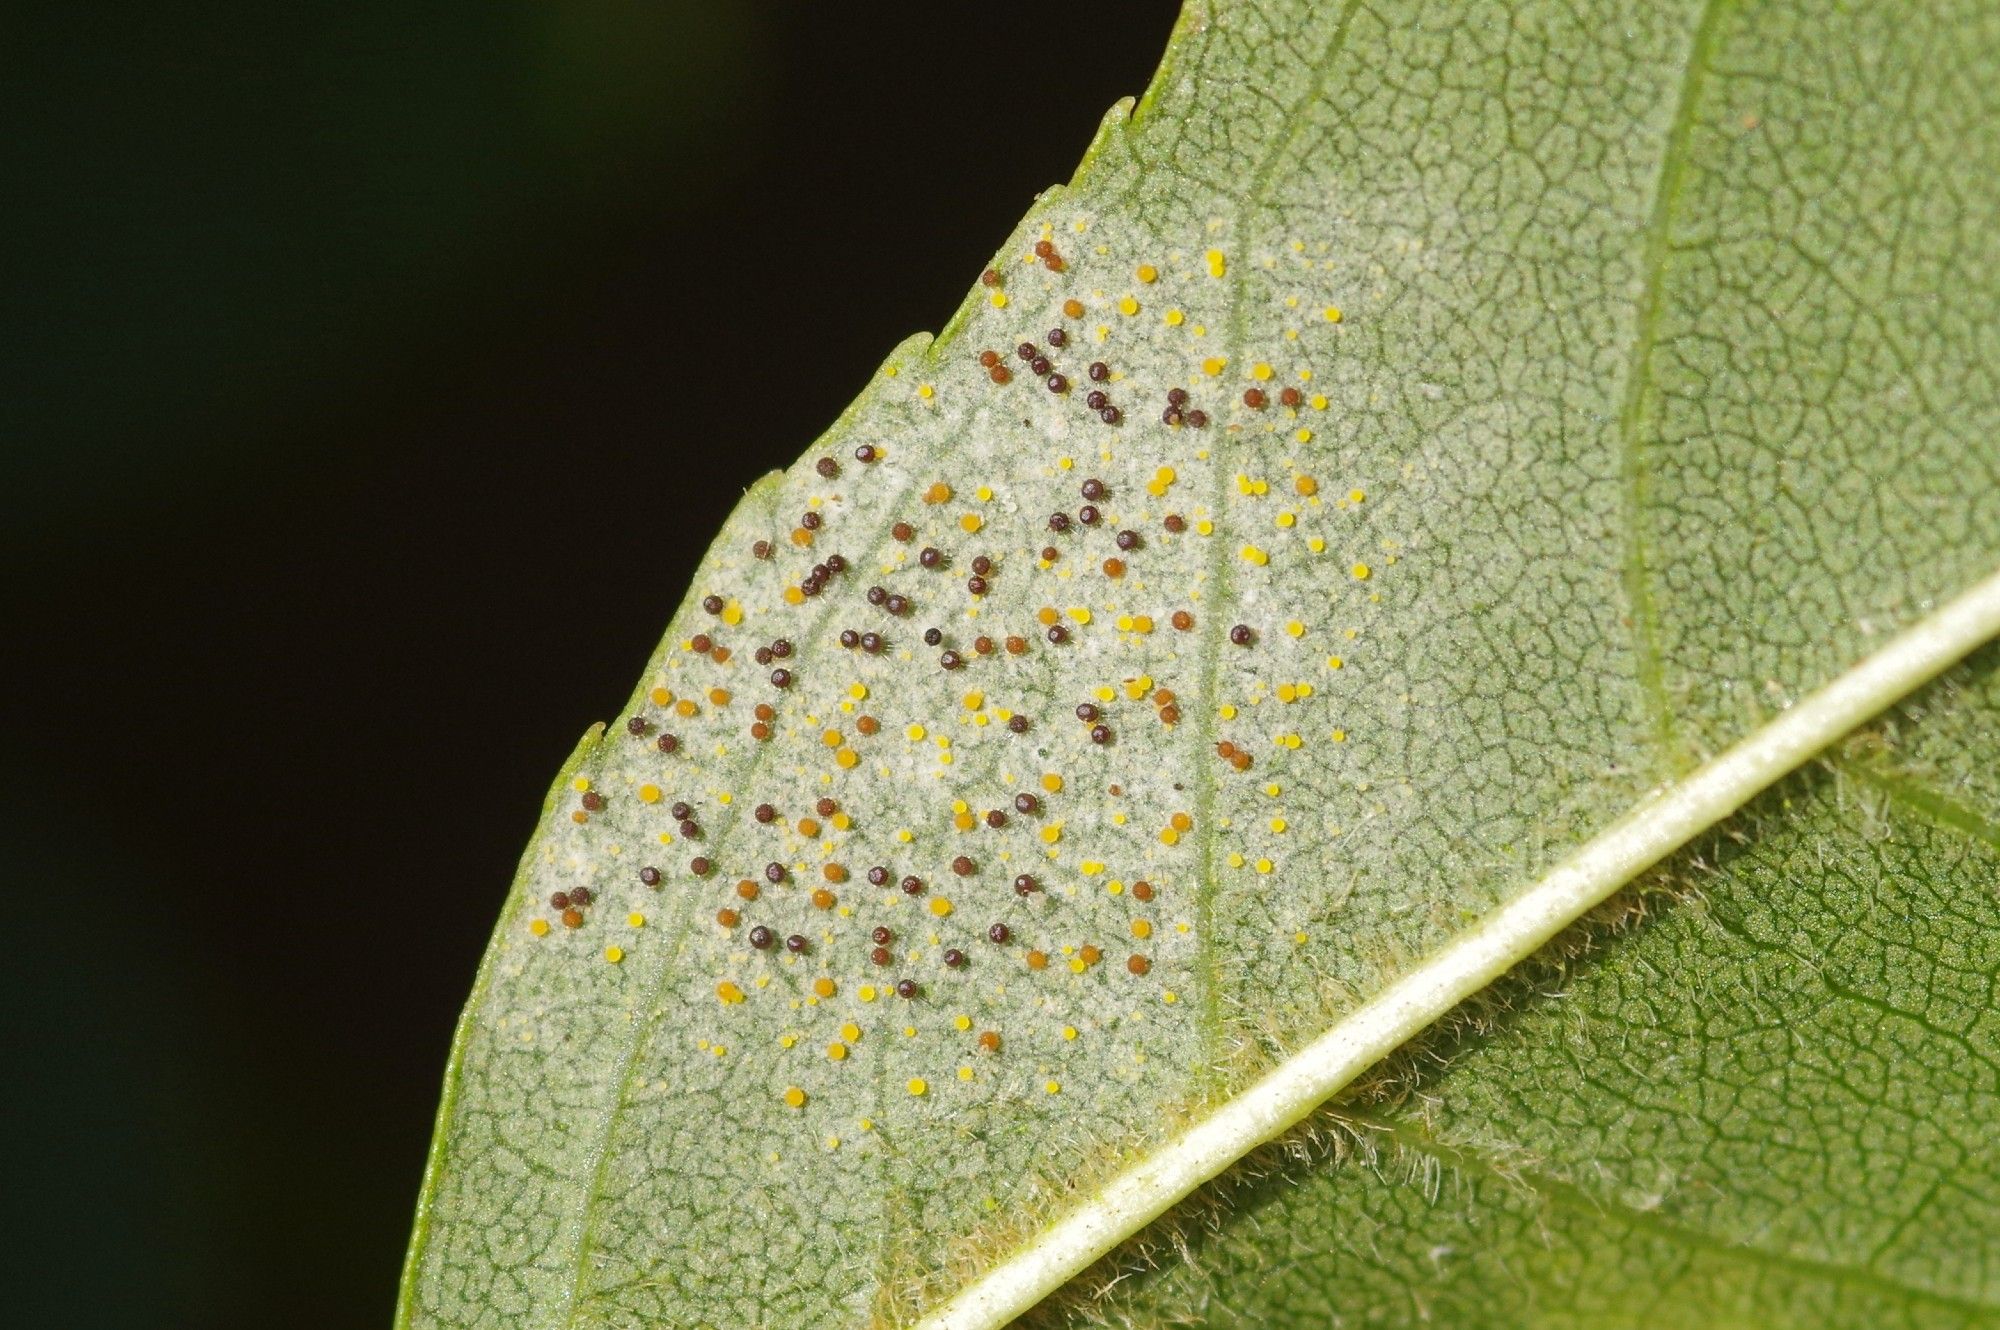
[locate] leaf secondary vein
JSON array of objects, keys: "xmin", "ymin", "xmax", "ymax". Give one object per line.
[
  {"xmin": 1616, "ymin": 0, "xmax": 1731, "ymax": 775},
  {"xmin": 1342, "ymin": 1110, "xmax": 2000, "ymax": 1316},
  {"xmin": 918, "ymin": 565, "xmax": 2000, "ymax": 1330}
]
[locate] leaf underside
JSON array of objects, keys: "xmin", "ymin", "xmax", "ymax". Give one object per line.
[{"xmin": 399, "ymin": 1, "xmax": 2000, "ymax": 1327}]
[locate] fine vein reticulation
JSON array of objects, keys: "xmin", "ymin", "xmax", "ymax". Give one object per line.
[{"xmin": 399, "ymin": 1, "xmax": 2000, "ymax": 1326}]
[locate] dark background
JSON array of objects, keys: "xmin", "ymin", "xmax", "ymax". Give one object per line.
[{"xmin": 4, "ymin": 4, "xmax": 1178, "ymax": 1324}]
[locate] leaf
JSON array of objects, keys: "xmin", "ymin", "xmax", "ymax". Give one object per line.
[
  {"xmin": 1074, "ymin": 731, "xmax": 2000, "ymax": 1329},
  {"xmin": 397, "ymin": 2, "xmax": 2000, "ymax": 1327}
]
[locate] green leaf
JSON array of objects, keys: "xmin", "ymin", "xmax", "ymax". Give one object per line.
[
  {"xmin": 1076, "ymin": 739, "xmax": 2000, "ymax": 1329},
  {"xmin": 398, "ymin": 2, "xmax": 2000, "ymax": 1326}
]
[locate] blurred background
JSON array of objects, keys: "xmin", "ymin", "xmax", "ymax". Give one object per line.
[{"xmin": 3, "ymin": 3, "xmax": 1177, "ymax": 1323}]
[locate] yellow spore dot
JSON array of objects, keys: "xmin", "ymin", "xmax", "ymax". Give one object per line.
[
  {"xmin": 1159, "ymin": 827, "xmax": 1180, "ymax": 846},
  {"xmin": 571, "ymin": 777, "xmax": 590, "ymax": 793},
  {"xmin": 627, "ymin": 913, "xmax": 646, "ymax": 928},
  {"xmin": 1323, "ymin": 305, "xmax": 1342, "ymax": 322},
  {"xmin": 648, "ymin": 686, "xmax": 672, "ymax": 706},
  {"xmin": 721, "ymin": 601, "xmax": 743, "ymax": 626},
  {"xmin": 827, "ymin": 1042, "xmax": 847, "ymax": 1061},
  {"xmin": 930, "ymin": 897, "xmax": 953, "ymax": 917},
  {"xmin": 1286, "ymin": 620, "xmax": 1306, "ymax": 638},
  {"xmin": 1042, "ymin": 773, "xmax": 1064, "ymax": 793},
  {"xmin": 1205, "ymin": 248, "xmax": 1226, "ymax": 277},
  {"xmin": 954, "ymin": 1014, "xmax": 972, "ymax": 1031},
  {"xmin": 1350, "ymin": 488, "xmax": 1366, "ymax": 503},
  {"xmin": 835, "ymin": 748, "xmax": 859, "ymax": 769},
  {"xmin": 1240, "ymin": 545, "xmax": 1269, "ymax": 566},
  {"xmin": 1310, "ymin": 393, "xmax": 1329, "ymax": 410},
  {"xmin": 1256, "ymin": 858, "xmax": 1275, "ymax": 874},
  {"xmin": 1201, "ymin": 356, "xmax": 1227, "ymax": 376},
  {"xmin": 1062, "ymin": 1026, "xmax": 1079, "ymax": 1041},
  {"xmin": 1045, "ymin": 1079, "xmax": 1062, "ymax": 1094},
  {"xmin": 717, "ymin": 981, "xmax": 744, "ymax": 1004},
  {"xmin": 1117, "ymin": 295, "xmax": 1140, "ymax": 316},
  {"xmin": 917, "ymin": 384, "xmax": 934, "ymax": 400},
  {"xmin": 958, "ymin": 1066, "xmax": 975, "ymax": 1081},
  {"xmin": 1164, "ymin": 308, "xmax": 1184, "ymax": 327},
  {"xmin": 529, "ymin": 918, "xmax": 550, "ymax": 937},
  {"xmin": 813, "ymin": 977, "xmax": 836, "ymax": 998},
  {"xmin": 907, "ymin": 1078, "xmax": 928, "ymax": 1097},
  {"xmin": 990, "ymin": 291, "xmax": 1009, "ymax": 308},
  {"xmin": 638, "ymin": 783, "xmax": 662, "ymax": 805},
  {"xmin": 1251, "ymin": 362, "xmax": 1273, "ymax": 381},
  {"xmin": 1132, "ymin": 919, "xmax": 1152, "ymax": 939},
  {"xmin": 1351, "ymin": 563, "xmax": 1371, "ymax": 580},
  {"xmin": 783, "ymin": 1086, "xmax": 807, "ymax": 1108},
  {"xmin": 1195, "ymin": 519, "xmax": 1214, "ymax": 536},
  {"xmin": 960, "ymin": 513, "xmax": 983, "ymax": 533},
  {"xmin": 1136, "ymin": 263, "xmax": 1158, "ymax": 283}
]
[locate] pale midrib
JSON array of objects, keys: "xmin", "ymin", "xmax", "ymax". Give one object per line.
[
  {"xmin": 1616, "ymin": 0, "xmax": 1730, "ymax": 773},
  {"xmin": 918, "ymin": 566, "xmax": 2000, "ymax": 1330},
  {"xmin": 1345, "ymin": 1112, "xmax": 2000, "ymax": 1318},
  {"xmin": 1189, "ymin": 0, "xmax": 1365, "ymax": 1091}
]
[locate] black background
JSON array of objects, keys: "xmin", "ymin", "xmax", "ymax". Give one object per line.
[{"xmin": 5, "ymin": 4, "xmax": 1178, "ymax": 1324}]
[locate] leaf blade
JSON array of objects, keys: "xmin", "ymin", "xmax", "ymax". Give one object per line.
[{"xmin": 400, "ymin": 1, "xmax": 2000, "ymax": 1325}]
